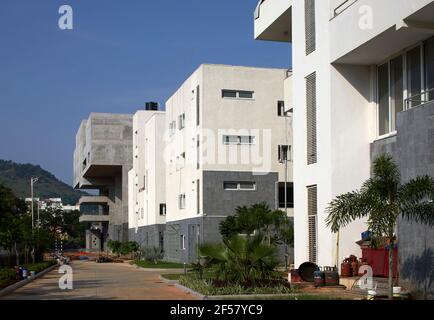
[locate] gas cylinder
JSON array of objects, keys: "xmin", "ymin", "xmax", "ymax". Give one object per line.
[
  {"xmin": 341, "ymin": 260, "xmax": 352, "ymax": 277},
  {"xmin": 351, "ymin": 260, "xmax": 359, "ymax": 277},
  {"xmin": 314, "ymin": 267, "xmax": 325, "ymax": 287},
  {"xmin": 324, "ymin": 266, "xmax": 340, "ymax": 286}
]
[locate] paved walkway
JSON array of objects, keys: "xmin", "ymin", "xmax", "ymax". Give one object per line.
[{"xmin": 0, "ymin": 260, "xmax": 198, "ymax": 300}]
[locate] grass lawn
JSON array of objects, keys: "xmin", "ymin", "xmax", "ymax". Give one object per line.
[
  {"xmin": 133, "ymin": 260, "xmax": 190, "ymax": 269},
  {"xmin": 161, "ymin": 273, "xmax": 183, "ymax": 281}
]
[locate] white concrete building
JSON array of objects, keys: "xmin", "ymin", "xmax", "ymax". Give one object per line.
[
  {"xmin": 128, "ymin": 107, "xmax": 167, "ymax": 250},
  {"xmin": 164, "ymin": 64, "xmax": 293, "ymax": 263},
  {"xmin": 254, "ymin": 0, "xmax": 434, "ymax": 294}
]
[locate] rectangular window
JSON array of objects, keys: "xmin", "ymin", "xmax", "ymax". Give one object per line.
[
  {"xmin": 180, "ymin": 235, "xmax": 186, "ymax": 250},
  {"xmin": 278, "ymin": 101, "xmax": 285, "ymax": 116},
  {"xmin": 307, "ymin": 185, "xmax": 317, "ymax": 264},
  {"xmin": 178, "ymin": 194, "xmax": 186, "ymax": 209},
  {"xmin": 196, "ymin": 85, "xmax": 200, "ymax": 126},
  {"xmin": 224, "ymin": 182, "xmax": 256, "ymax": 191},
  {"xmin": 159, "ymin": 232, "xmax": 164, "ymax": 249},
  {"xmin": 222, "ymin": 90, "xmax": 254, "ymax": 99},
  {"xmin": 425, "ymin": 37, "xmax": 434, "ymax": 101},
  {"xmin": 159, "ymin": 203, "xmax": 166, "ymax": 216},
  {"xmin": 197, "ymin": 135, "xmax": 200, "ymax": 170},
  {"xmin": 306, "ymin": 72, "xmax": 317, "ymax": 165},
  {"xmin": 378, "ymin": 63, "xmax": 390, "ymax": 136},
  {"xmin": 179, "ymin": 114, "xmax": 185, "ymax": 130},
  {"xmin": 278, "ymin": 145, "xmax": 291, "ymax": 162},
  {"xmin": 390, "ymin": 55, "xmax": 404, "ymax": 131},
  {"xmin": 407, "ymin": 46, "xmax": 422, "ymax": 109},
  {"xmin": 305, "ymin": 0, "xmax": 316, "ymax": 55},
  {"xmin": 278, "ymin": 182, "xmax": 294, "ymax": 208},
  {"xmin": 196, "ymin": 179, "xmax": 200, "ymax": 215},
  {"xmin": 223, "ymin": 135, "xmax": 255, "ymax": 145}
]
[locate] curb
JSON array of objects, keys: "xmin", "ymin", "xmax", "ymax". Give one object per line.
[
  {"xmin": 174, "ymin": 283, "xmax": 206, "ymax": 300},
  {"xmin": 0, "ymin": 264, "xmax": 58, "ymax": 298},
  {"xmin": 158, "ymin": 275, "xmax": 180, "ymax": 285}
]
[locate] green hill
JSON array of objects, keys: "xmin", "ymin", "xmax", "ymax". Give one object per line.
[{"xmin": 0, "ymin": 160, "xmax": 87, "ymax": 205}]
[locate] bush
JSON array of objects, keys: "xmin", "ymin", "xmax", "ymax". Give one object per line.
[
  {"xmin": 0, "ymin": 268, "xmax": 16, "ymax": 282},
  {"xmin": 108, "ymin": 240, "xmax": 139, "ymax": 256},
  {"xmin": 179, "ymin": 273, "xmax": 292, "ymax": 296},
  {"xmin": 140, "ymin": 247, "xmax": 164, "ymax": 263}
]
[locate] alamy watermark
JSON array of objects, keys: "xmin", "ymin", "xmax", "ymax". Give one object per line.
[{"xmin": 58, "ymin": 5, "xmax": 73, "ymax": 30}]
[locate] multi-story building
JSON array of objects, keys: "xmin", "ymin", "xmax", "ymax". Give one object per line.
[
  {"xmin": 128, "ymin": 105, "xmax": 167, "ymax": 250},
  {"xmin": 73, "ymin": 113, "xmax": 133, "ymax": 252},
  {"xmin": 254, "ymin": 0, "xmax": 434, "ymax": 297},
  {"xmin": 164, "ymin": 64, "xmax": 293, "ymax": 263}
]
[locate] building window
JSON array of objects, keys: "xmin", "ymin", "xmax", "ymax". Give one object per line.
[
  {"xmin": 196, "ymin": 179, "xmax": 200, "ymax": 215},
  {"xmin": 377, "ymin": 38, "xmax": 434, "ymax": 136},
  {"xmin": 306, "ymin": 72, "xmax": 317, "ymax": 165},
  {"xmin": 197, "ymin": 135, "xmax": 200, "ymax": 170},
  {"xmin": 305, "ymin": 0, "xmax": 316, "ymax": 55},
  {"xmin": 179, "ymin": 113, "xmax": 185, "ymax": 130},
  {"xmin": 278, "ymin": 145, "xmax": 291, "ymax": 162},
  {"xmin": 169, "ymin": 121, "xmax": 176, "ymax": 136},
  {"xmin": 223, "ymin": 135, "xmax": 255, "ymax": 145},
  {"xmin": 159, "ymin": 203, "xmax": 166, "ymax": 216},
  {"xmin": 178, "ymin": 194, "xmax": 186, "ymax": 209},
  {"xmin": 307, "ymin": 185, "xmax": 317, "ymax": 264},
  {"xmin": 159, "ymin": 232, "xmax": 164, "ymax": 249},
  {"xmin": 223, "ymin": 181, "xmax": 256, "ymax": 191},
  {"xmin": 196, "ymin": 85, "xmax": 200, "ymax": 126},
  {"xmin": 278, "ymin": 101, "xmax": 285, "ymax": 116},
  {"xmin": 278, "ymin": 182, "xmax": 294, "ymax": 208},
  {"xmin": 180, "ymin": 235, "xmax": 186, "ymax": 250},
  {"xmin": 222, "ymin": 90, "xmax": 254, "ymax": 99}
]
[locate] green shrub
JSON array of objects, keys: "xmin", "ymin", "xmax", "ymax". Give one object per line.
[
  {"xmin": 0, "ymin": 268, "xmax": 16, "ymax": 282},
  {"xmin": 140, "ymin": 247, "xmax": 164, "ymax": 263}
]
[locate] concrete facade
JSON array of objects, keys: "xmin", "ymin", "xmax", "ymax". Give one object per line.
[
  {"xmin": 164, "ymin": 64, "xmax": 294, "ymax": 263},
  {"xmin": 253, "ymin": 0, "xmax": 434, "ymax": 296},
  {"xmin": 372, "ymin": 101, "xmax": 434, "ymax": 299},
  {"xmin": 128, "ymin": 110, "xmax": 167, "ymax": 250},
  {"xmin": 73, "ymin": 113, "xmax": 133, "ymax": 251}
]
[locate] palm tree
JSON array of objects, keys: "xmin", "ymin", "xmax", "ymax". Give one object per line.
[{"xmin": 326, "ymin": 154, "xmax": 434, "ymax": 300}]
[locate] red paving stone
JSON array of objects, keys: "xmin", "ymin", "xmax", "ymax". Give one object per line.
[{"xmin": 0, "ymin": 260, "xmax": 199, "ymax": 300}]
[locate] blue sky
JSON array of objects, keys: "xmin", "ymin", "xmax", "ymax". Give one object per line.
[{"xmin": 0, "ymin": 0, "xmax": 291, "ymax": 185}]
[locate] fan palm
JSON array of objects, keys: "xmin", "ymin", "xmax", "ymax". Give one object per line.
[
  {"xmin": 326, "ymin": 154, "xmax": 434, "ymax": 300},
  {"xmin": 199, "ymin": 234, "xmax": 279, "ymax": 285}
]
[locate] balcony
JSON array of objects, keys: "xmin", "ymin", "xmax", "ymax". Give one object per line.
[
  {"xmin": 330, "ymin": 0, "xmax": 434, "ymax": 65},
  {"xmin": 79, "ymin": 214, "xmax": 110, "ymax": 223},
  {"xmin": 78, "ymin": 196, "xmax": 109, "ymax": 205},
  {"xmin": 254, "ymin": 0, "xmax": 292, "ymax": 42}
]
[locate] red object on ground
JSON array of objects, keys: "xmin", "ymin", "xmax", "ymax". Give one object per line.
[{"xmin": 361, "ymin": 247, "xmax": 398, "ymax": 278}]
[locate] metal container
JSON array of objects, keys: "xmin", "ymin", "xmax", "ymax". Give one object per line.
[
  {"xmin": 289, "ymin": 269, "xmax": 302, "ymax": 283},
  {"xmin": 314, "ymin": 267, "xmax": 325, "ymax": 287},
  {"xmin": 324, "ymin": 266, "xmax": 340, "ymax": 286},
  {"xmin": 341, "ymin": 261, "xmax": 352, "ymax": 277},
  {"xmin": 351, "ymin": 260, "xmax": 359, "ymax": 276},
  {"xmin": 298, "ymin": 262, "xmax": 318, "ymax": 282}
]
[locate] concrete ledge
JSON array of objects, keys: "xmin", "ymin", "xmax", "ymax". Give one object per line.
[{"xmin": 0, "ymin": 264, "xmax": 58, "ymax": 298}]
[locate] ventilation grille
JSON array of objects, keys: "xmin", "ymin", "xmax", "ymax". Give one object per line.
[
  {"xmin": 306, "ymin": 72, "xmax": 317, "ymax": 165},
  {"xmin": 307, "ymin": 185, "xmax": 317, "ymax": 264},
  {"xmin": 305, "ymin": 0, "xmax": 316, "ymax": 55}
]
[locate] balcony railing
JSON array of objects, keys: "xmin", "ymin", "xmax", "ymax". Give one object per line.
[
  {"xmin": 405, "ymin": 88, "xmax": 434, "ymax": 110},
  {"xmin": 331, "ymin": 0, "xmax": 358, "ymax": 19}
]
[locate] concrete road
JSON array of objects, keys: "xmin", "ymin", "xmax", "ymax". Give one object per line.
[{"xmin": 0, "ymin": 260, "xmax": 198, "ymax": 300}]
